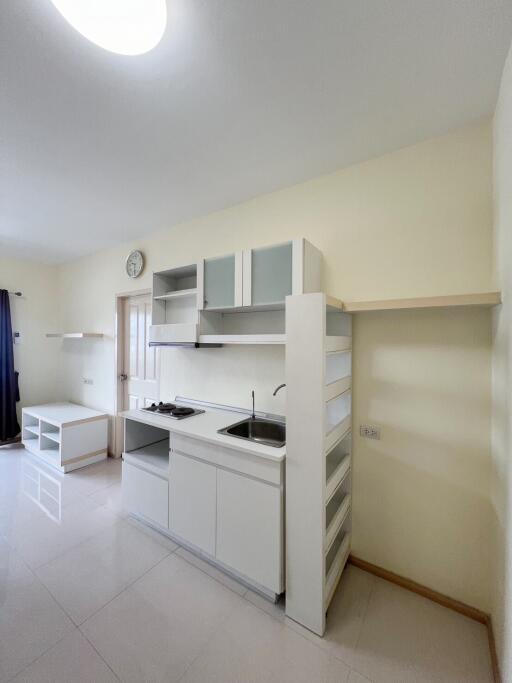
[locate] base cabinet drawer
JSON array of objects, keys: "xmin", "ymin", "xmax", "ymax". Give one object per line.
[
  {"xmin": 122, "ymin": 462, "xmax": 169, "ymax": 528},
  {"xmin": 216, "ymin": 469, "xmax": 283, "ymax": 593},
  {"xmin": 170, "ymin": 453, "xmax": 216, "ymax": 556}
]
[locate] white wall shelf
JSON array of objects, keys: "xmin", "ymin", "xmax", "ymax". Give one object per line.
[
  {"xmin": 343, "ymin": 291, "xmax": 501, "ymax": 312},
  {"xmin": 22, "ymin": 403, "xmax": 108, "ymax": 473},
  {"xmin": 46, "ymin": 333, "xmax": 103, "ymax": 338},
  {"xmin": 153, "ymin": 288, "xmax": 198, "ymax": 301}
]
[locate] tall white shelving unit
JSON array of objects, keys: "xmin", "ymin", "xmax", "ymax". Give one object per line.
[{"xmin": 285, "ymin": 292, "xmax": 352, "ymax": 636}]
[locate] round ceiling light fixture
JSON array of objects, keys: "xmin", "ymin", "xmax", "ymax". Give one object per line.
[{"xmin": 50, "ymin": 0, "xmax": 167, "ymax": 56}]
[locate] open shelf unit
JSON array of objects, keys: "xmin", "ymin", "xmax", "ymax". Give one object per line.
[
  {"xmin": 21, "ymin": 403, "xmax": 108, "ymax": 473},
  {"xmin": 46, "ymin": 333, "xmax": 103, "ymax": 338},
  {"xmin": 285, "ymin": 292, "xmax": 352, "ymax": 636},
  {"xmin": 150, "ymin": 263, "xmax": 201, "ymax": 345}
]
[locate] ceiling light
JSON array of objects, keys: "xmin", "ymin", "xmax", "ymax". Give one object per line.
[{"xmin": 50, "ymin": 0, "xmax": 167, "ymax": 56}]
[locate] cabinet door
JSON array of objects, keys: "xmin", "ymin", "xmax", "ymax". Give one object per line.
[
  {"xmin": 243, "ymin": 242, "xmax": 293, "ymax": 307},
  {"xmin": 216, "ymin": 469, "xmax": 283, "ymax": 593},
  {"xmin": 123, "ymin": 462, "xmax": 169, "ymax": 528},
  {"xmin": 170, "ymin": 452, "xmax": 216, "ymax": 555},
  {"xmin": 200, "ymin": 253, "xmax": 242, "ymax": 310}
]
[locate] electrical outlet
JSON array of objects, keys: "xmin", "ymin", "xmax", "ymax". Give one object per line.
[
  {"xmin": 82, "ymin": 377, "xmax": 93, "ymax": 385},
  {"xmin": 360, "ymin": 424, "xmax": 381, "ymax": 440}
]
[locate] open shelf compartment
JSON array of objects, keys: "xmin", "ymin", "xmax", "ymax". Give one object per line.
[
  {"xmin": 326, "ymin": 432, "xmax": 351, "ymax": 503},
  {"xmin": 123, "ymin": 420, "xmax": 170, "ymax": 477},
  {"xmin": 199, "ymin": 308, "xmax": 286, "ymax": 345}
]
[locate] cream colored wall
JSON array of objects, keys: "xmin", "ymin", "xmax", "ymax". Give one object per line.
[
  {"xmin": 0, "ymin": 257, "xmax": 60, "ymax": 420},
  {"xmin": 491, "ymin": 39, "xmax": 512, "ymax": 681},
  {"xmin": 353, "ymin": 307, "xmax": 492, "ymax": 610},
  {"xmin": 57, "ymin": 120, "xmax": 493, "ymax": 610}
]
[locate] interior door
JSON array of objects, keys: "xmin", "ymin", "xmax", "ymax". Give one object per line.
[{"xmin": 122, "ymin": 294, "xmax": 160, "ymax": 410}]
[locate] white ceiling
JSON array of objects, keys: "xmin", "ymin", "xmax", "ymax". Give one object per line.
[{"xmin": 2, "ymin": 0, "xmax": 512, "ymax": 264}]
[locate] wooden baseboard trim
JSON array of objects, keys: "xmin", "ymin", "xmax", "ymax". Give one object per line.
[
  {"xmin": 349, "ymin": 555, "xmax": 486, "ymax": 622},
  {"xmin": 349, "ymin": 555, "xmax": 501, "ymax": 682},
  {"xmin": 486, "ymin": 615, "xmax": 501, "ymax": 683}
]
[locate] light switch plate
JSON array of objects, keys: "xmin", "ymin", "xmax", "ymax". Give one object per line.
[{"xmin": 360, "ymin": 424, "xmax": 381, "ymax": 440}]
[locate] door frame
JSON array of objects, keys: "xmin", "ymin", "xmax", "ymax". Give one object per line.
[{"xmin": 113, "ymin": 288, "xmax": 151, "ymax": 457}]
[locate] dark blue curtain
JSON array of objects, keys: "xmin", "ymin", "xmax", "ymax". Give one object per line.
[{"xmin": 0, "ymin": 290, "xmax": 20, "ymax": 441}]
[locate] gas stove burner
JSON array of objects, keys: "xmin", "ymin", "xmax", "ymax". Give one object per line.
[
  {"xmin": 156, "ymin": 402, "xmax": 176, "ymax": 413},
  {"xmin": 141, "ymin": 401, "xmax": 204, "ymax": 420},
  {"xmin": 171, "ymin": 406, "xmax": 194, "ymax": 417}
]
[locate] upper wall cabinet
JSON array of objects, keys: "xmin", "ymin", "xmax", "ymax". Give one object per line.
[
  {"xmin": 198, "ymin": 253, "xmax": 243, "ymax": 311},
  {"xmin": 198, "ymin": 239, "xmax": 322, "ymax": 312}
]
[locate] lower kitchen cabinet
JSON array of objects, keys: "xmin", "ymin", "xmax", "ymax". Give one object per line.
[
  {"xmin": 170, "ymin": 452, "xmax": 217, "ymax": 556},
  {"xmin": 122, "ymin": 461, "xmax": 169, "ymax": 529},
  {"xmin": 216, "ymin": 469, "xmax": 283, "ymax": 594}
]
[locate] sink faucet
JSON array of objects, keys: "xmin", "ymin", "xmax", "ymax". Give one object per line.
[
  {"xmin": 273, "ymin": 383, "xmax": 286, "ymax": 396},
  {"xmin": 251, "ymin": 390, "xmax": 255, "ymax": 419}
]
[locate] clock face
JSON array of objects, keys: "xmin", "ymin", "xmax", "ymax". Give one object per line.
[{"xmin": 126, "ymin": 250, "xmax": 144, "ymax": 278}]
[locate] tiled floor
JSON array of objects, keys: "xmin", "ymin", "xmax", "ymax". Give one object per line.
[{"xmin": 0, "ymin": 445, "xmax": 493, "ymax": 683}]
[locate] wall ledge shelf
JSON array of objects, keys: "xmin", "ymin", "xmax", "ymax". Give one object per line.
[
  {"xmin": 46, "ymin": 333, "xmax": 104, "ymax": 338},
  {"xmin": 343, "ymin": 291, "xmax": 501, "ymax": 313}
]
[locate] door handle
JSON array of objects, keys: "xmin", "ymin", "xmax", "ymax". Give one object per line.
[{"xmin": 119, "ymin": 373, "xmax": 128, "ymax": 381}]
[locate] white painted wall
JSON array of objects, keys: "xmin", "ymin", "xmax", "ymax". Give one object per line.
[
  {"xmin": 0, "ymin": 257, "xmax": 60, "ymax": 421},
  {"xmin": 56, "ymin": 120, "xmax": 494, "ymax": 612},
  {"xmin": 491, "ymin": 39, "xmax": 512, "ymax": 682}
]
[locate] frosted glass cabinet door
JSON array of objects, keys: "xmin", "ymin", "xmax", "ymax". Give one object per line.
[
  {"xmin": 250, "ymin": 242, "xmax": 293, "ymax": 306},
  {"xmin": 203, "ymin": 254, "xmax": 236, "ymax": 309}
]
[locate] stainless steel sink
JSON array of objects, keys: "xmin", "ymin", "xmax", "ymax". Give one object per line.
[{"xmin": 218, "ymin": 417, "xmax": 286, "ymax": 448}]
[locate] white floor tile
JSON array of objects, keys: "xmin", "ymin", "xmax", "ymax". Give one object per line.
[
  {"xmin": 350, "ymin": 577, "xmax": 493, "ymax": 683},
  {"xmin": 125, "ymin": 515, "xmax": 179, "ymax": 552},
  {"xmin": 0, "ymin": 448, "xmax": 494, "ymax": 683},
  {"xmin": 285, "ymin": 565, "xmax": 375, "ymax": 661},
  {"xmin": 182, "ymin": 600, "xmax": 351, "ymax": 683},
  {"xmin": 66, "ymin": 458, "xmax": 122, "ymax": 496},
  {"xmin": 88, "ymin": 482, "xmax": 126, "ymax": 517},
  {"xmin": 0, "ymin": 575, "xmax": 74, "ymax": 683},
  {"xmin": 347, "ymin": 671, "xmax": 373, "ymax": 683},
  {"xmin": 10, "ymin": 630, "xmax": 119, "ymax": 683},
  {"xmin": 0, "ymin": 537, "xmax": 35, "ymax": 589},
  {"xmin": 81, "ymin": 553, "xmax": 244, "ymax": 683},
  {"xmin": 176, "ymin": 546, "xmax": 248, "ymax": 596},
  {"xmin": 3, "ymin": 497, "xmax": 119, "ymax": 570},
  {"xmin": 245, "ymin": 588, "xmax": 286, "ymax": 621},
  {"xmin": 36, "ymin": 519, "xmax": 170, "ymax": 624}
]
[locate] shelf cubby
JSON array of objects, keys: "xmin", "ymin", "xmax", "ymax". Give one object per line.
[{"xmin": 199, "ymin": 308, "xmax": 286, "ymax": 345}]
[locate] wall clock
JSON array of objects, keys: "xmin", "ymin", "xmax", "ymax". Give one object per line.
[{"xmin": 126, "ymin": 250, "xmax": 144, "ymax": 278}]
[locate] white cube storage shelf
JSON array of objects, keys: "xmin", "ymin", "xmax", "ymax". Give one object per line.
[{"xmin": 22, "ymin": 403, "xmax": 108, "ymax": 473}]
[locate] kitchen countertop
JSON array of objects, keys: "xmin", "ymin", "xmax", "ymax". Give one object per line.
[{"xmin": 120, "ymin": 406, "xmax": 286, "ymax": 462}]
